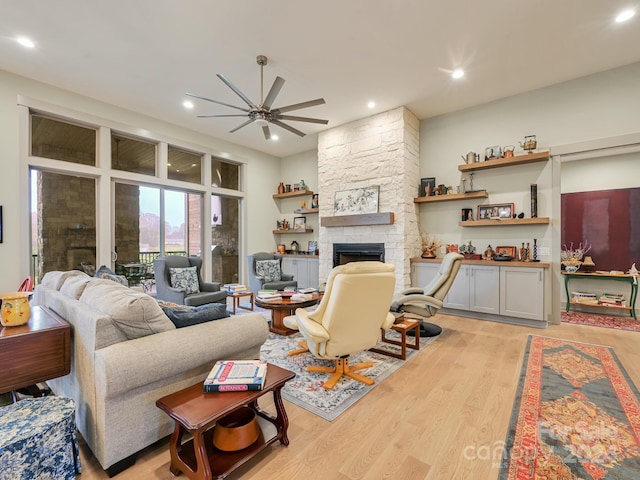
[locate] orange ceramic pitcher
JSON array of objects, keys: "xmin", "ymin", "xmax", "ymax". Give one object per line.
[{"xmin": 0, "ymin": 292, "xmax": 31, "ymax": 327}]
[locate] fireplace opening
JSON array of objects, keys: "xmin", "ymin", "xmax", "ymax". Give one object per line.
[{"xmin": 333, "ymin": 243, "xmax": 385, "ymax": 267}]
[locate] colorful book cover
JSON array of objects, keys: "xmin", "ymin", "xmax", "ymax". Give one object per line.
[{"xmin": 203, "ymin": 360, "xmax": 267, "ymax": 392}]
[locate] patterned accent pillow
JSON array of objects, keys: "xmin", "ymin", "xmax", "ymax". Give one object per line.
[
  {"xmin": 169, "ymin": 266, "xmax": 200, "ymax": 294},
  {"xmin": 255, "ymin": 260, "xmax": 282, "ymax": 282}
]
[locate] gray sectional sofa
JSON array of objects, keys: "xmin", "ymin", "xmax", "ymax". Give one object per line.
[{"xmin": 33, "ymin": 270, "xmax": 269, "ymax": 476}]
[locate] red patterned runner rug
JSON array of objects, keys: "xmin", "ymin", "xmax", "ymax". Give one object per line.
[
  {"xmin": 499, "ymin": 335, "xmax": 640, "ymax": 479},
  {"xmin": 561, "ymin": 311, "xmax": 640, "ymax": 332}
]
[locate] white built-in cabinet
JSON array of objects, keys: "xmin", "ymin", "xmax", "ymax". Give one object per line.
[
  {"xmin": 499, "ymin": 266, "xmax": 545, "ymax": 321},
  {"xmin": 411, "ymin": 261, "xmax": 546, "ymax": 323},
  {"xmin": 282, "ymin": 256, "xmax": 319, "ymax": 289}
]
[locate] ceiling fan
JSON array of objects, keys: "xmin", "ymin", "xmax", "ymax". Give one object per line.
[{"xmin": 186, "ymin": 55, "xmax": 328, "ymax": 140}]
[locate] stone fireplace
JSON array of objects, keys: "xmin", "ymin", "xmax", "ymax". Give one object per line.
[{"xmin": 317, "ymin": 106, "xmax": 422, "ymax": 291}]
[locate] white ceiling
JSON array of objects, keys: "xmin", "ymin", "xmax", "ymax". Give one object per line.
[{"xmin": 1, "ymin": 1, "xmax": 639, "ymax": 158}]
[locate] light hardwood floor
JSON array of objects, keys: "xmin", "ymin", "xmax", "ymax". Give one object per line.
[{"xmin": 77, "ymin": 314, "xmax": 640, "ymax": 480}]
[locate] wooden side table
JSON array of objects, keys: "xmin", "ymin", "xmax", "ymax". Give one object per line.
[
  {"xmin": 255, "ymin": 293, "xmax": 320, "ymax": 336},
  {"xmin": 369, "ymin": 314, "xmax": 420, "ymax": 360},
  {"xmin": 0, "ymin": 305, "xmax": 71, "ymax": 396},
  {"xmin": 156, "ymin": 363, "xmax": 295, "ymax": 480},
  {"xmin": 227, "ymin": 291, "xmax": 254, "ymax": 315}
]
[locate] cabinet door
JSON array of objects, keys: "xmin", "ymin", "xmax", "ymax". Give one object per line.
[
  {"xmin": 307, "ymin": 258, "xmax": 319, "ymax": 289},
  {"xmin": 500, "ymin": 267, "xmax": 544, "ymax": 321},
  {"xmin": 411, "ymin": 263, "xmax": 440, "ymax": 288},
  {"xmin": 469, "ymin": 265, "xmax": 500, "ymax": 314},
  {"xmin": 443, "ymin": 265, "xmax": 470, "ymax": 310}
]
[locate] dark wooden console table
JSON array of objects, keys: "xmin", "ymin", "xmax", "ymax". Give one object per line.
[
  {"xmin": 562, "ymin": 272, "xmax": 638, "ymax": 320},
  {"xmin": 0, "ymin": 305, "xmax": 71, "ymax": 395}
]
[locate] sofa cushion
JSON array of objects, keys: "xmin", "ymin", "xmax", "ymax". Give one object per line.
[
  {"xmin": 255, "ymin": 260, "xmax": 281, "ymax": 282},
  {"xmin": 161, "ymin": 303, "xmax": 230, "ymax": 328},
  {"xmin": 169, "ymin": 266, "xmax": 200, "ymax": 294},
  {"xmin": 80, "ymin": 279, "xmax": 175, "ymax": 339},
  {"xmin": 59, "ymin": 272, "xmax": 92, "ymax": 299},
  {"xmin": 41, "ymin": 270, "xmax": 88, "ymax": 291}
]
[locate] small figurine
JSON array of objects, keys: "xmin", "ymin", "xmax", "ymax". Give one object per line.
[
  {"xmin": 299, "ymin": 179, "xmax": 307, "ymax": 191},
  {"xmin": 482, "ymin": 245, "xmax": 495, "ymax": 261},
  {"xmin": 629, "ymin": 263, "xmax": 639, "ymax": 276}
]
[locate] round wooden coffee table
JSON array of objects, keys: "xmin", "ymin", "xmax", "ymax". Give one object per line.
[{"xmin": 255, "ymin": 293, "xmax": 320, "ymax": 336}]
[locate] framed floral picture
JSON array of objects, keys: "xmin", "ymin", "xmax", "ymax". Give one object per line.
[{"xmin": 334, "ymin": 185, "xmax": 379, "ymax": 216}]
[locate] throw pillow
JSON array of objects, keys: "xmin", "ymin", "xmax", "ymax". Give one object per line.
[
  {"xmin": 94, "ymin": 265, "xmax": 129, "ymax": 287},
  {"xmin": 169, "ymin": 266, "xmax": 200, "ymax": 294},
  {"xmin": 161, "ymin": 303, "xmax": 230, "ymax": 328},
  {"xmin": 255, "ymin": 260, "xmax": 281, "ymax": 282}
]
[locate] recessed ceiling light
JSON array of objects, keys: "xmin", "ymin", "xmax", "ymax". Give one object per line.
[
  {"xmin": 183, "ymin": 100, "xmax": 194, "ymax": 109},
  {"xmin": 452, "ymin": 69, "xmax": 465, "ymax": 79},
  {"xmin": 270, "ymin": 134, "xmax": 279, "ymax": 141},
  {"xmin": 616, "ymin": 9, "xmax": 635, "ymax": 22},
  {"xmin": 16, "ymin": 36, "xmax": 35, "ymax": 48},
  {"xmin": 367, "ymin": 101, "xmax": 376, "ymax": 109}
]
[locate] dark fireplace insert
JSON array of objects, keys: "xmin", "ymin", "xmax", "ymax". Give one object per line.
[{"xmin": 333, "ymin": 243, "xmax": 385, "ymax": 267}]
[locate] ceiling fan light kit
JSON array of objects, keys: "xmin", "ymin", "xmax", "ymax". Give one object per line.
[{"xmin": 187, "ymin": 55, "xmax": 328, "ymax": 140}]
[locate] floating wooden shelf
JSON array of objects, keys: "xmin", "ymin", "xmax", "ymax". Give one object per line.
[
  {"xmin": 273, "ymin": 190, "xmax": 313, "ymax": 199},
  {"xmin": 272, "ymin": 228, "xmax": 314, "ymax": 234},
  {"xmin": 414, "ymin": 191, "xmax": 488, "ymax": 203},
  {"xmin": 293, "ymin": 208, "xmax": 319, "ymax": 214},
  {"xmin": 459, "ymin": 217, "xmax": 550, "ymax": 227},
  {"xmin": 321, "ymin": 212, "xmax": 394, "ymax": 227},
  {"xmin": 458, "ymin": 151, "xmax": 549, "ymax": 173}
]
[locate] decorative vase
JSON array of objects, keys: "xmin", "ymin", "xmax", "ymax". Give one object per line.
[
  {"xmin": 421, "ymin": 250, "xmax": 436, "ymax": 259},
  {"xmin": 277, "ymin": 182, "xmax": 285, "ymax": 194},
  {"xmin": 0, "ymin": 292, "xmax": 31, "ymax": 327},
  {"xmin": 530, "ymin": 184, "xmax": 538, "ymax": 218}
]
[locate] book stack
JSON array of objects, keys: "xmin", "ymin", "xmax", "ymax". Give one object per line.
[
  {"xmin": 257, "ymin": 290, "xmax": 282, "ymax": 301},
  {"xmin": 599, "ymin": 293, "xmax": 626, "ymax": 307},
  {"xmin": 298, "ymin": 287, "xmax": 317, "ymax": 294},
  {"xmin": 204, "ymin": 359, "xmax": 268, "ymax": 392},
  {"xmin": 571, "ymin": 291, "xmax": 598, "ymax": 304},
  {"xmin": 224, "ymin": 284, "xmax": 248, "ymax": 294},
  {"xmin": 291, "ymin": 293, "xmax": 313, "ymax": 302}
]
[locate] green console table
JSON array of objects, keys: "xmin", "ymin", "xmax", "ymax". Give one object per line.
[{"xmin": 562, "ymin": 272, "xmax": 638, "ymax": 320}]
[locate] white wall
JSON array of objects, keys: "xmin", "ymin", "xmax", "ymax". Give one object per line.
[
  {"xmin": 0, "ymin": 69, "xmax": 281, "ymax": 292},
  {"xmin": 419, "ymin": 61, "xmax": 640, "ymax": 322}
]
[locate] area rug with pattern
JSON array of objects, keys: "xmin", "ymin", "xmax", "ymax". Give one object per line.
[
  {"xmin": 260, "ymin": 331, "xmax": 436, "ymax": 421},
  {"xmin": 499, "ymin": 335, "xmax": 640, "ymax": 479},
  {"xmin": 561, "ymin": 310, "xmax": 640, "ymax": 333}
]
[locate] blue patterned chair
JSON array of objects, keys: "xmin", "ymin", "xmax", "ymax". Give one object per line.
[
  {"xmin": 247, "ymin": 252, "xmax": 297, "ymax": 295},
  {"xmin": 153, "ymin": 256, "xmax": 227, "ymax": 306}
]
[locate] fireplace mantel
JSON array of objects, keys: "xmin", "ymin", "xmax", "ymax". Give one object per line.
[{"xmin": 321, "ymin": 212, "xmax": 394, "ymax": 227}]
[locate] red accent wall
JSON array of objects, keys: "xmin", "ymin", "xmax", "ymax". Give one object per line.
[{"xmin": 561, "ymin": 187, "xmax": 640, "ymax": 271}]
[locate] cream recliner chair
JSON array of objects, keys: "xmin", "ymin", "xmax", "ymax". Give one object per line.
[
  {"xmin": 283, "ymin": 261, "xmax": 396, "ymax": 389},
  {"xmin": 390, "ymin": 252, "xmax": 463, "ymax": 337}
]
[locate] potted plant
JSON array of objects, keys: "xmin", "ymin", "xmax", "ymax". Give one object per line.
[{"xmin": 421, "ymin": 234, "xmax": 442, "ymax": 259}]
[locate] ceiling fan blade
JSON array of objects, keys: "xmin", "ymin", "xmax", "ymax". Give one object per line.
[
  {"xmin": 276, "ymin": 114, "xmax": 328, "ymax": 125},
  {"xmin": 262, "ymin": 125, "xmax": 272, "ymax": 140},
  {"xmin": 262, "ymin": 76, "xmax": 285, "ymax": 109},
  {"xmin": 197, "ymin": 114, "xmax": 248, "ymax": 118},
  {"xmin": 185, "ymin": 92, "xmax": 250, "ymax": 112},
  {"xmin": 217, "ymin": 74, "xmax": 257, "ymax": 109},
  {"xmin": 229, "ymin": 119, "xmax": 254, "ymax": 133},
  {"xmin": 272, "ymin": 119, "xmax": 306, "ymax": 137},
  {"xmin": 272, "ymin": 98, "xmax": 325, "ymax": 114}
]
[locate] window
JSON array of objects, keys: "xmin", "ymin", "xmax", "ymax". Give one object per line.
[
  {"xmin": 112, "ymin": 133, "xmax": 156, "ymax": 175},
  {"xmin": 168, "ymin": 146, "xmax": 202, "ymax": 184},
  {"xmin": 211, "ymin": 157, "xmax": 239, "ymax": 189},
  {"xmin": 31, "ymin": 115, "xmax": 96, "ymax": 166}
]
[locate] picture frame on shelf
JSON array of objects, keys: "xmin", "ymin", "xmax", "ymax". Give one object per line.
[
  {"xmin": 308, "ymin": 241, "xmax": 317, "ymax": 255},
  {"xmin": 311, "ymin": 193, "xmax": 319, "ymax": 209},
  {"xmin": 484, "ymin": 145, "xmax": 502, "ymax": 161},
  {"xmin": 293, "ymin": 216, "xmax": 307, "ymax": 230},
  {"xmin": 419, "ymin": 177, "xmax": 436, "ymax": 197},
  {"xmin": 477, "ymin": 203, "xmax": 514, "ymax": 220},
  {"xmin": 496, "ymin": 245, "xmax": 517, "ymax": 257}
]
